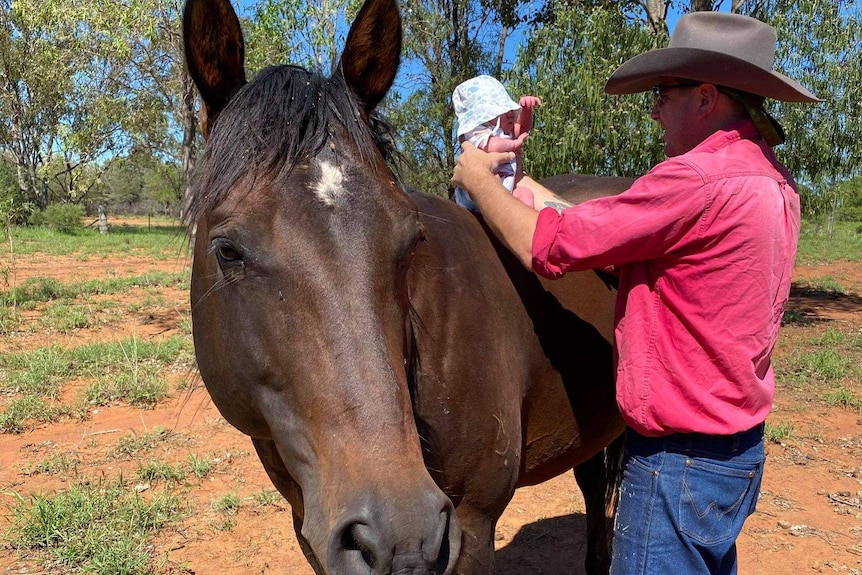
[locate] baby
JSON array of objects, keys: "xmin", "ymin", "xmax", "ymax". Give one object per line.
[{"xmin": 452, "ymin": 75, "xmax": 542, "ymax": 211}]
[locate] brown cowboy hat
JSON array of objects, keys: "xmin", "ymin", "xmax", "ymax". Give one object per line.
[{"xmin": 604, "ymin": 12, "xmax": 820, "ymax": 103}]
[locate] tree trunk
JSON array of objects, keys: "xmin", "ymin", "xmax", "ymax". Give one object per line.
[
  {"xmin": 493, "ymin": 26, "xmax": 509, "ymax": 79},
  {"xmin": 690, "ymin": 0, "xmax": 715, "ymax": 11},
  {"xmin": 180, "ymin": 65, "xmax": 197, "ymax": 220},
  {"xmin": 645, "ymin": 0, "xmax": 669, "ymax": 33},
  {"xmin": 180, "ymin": 64, "xmax": 198, "ymax": 251}
]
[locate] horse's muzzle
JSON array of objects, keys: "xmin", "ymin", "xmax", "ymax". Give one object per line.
[{"xmin": 326, "ymin": 489, "xmax": 461, "ymax": 575}]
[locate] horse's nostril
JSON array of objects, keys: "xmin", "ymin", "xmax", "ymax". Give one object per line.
[
  {"xmin": 341, "ymin": 522, "xmax": 379, "ymax": 570},
  {"xmin": 328, "ymin": 496, "xmax": 461, "ymax": 575},
  {"xmin": 434, "ymin": 511, "xmax": 452, "ymax": 574}
]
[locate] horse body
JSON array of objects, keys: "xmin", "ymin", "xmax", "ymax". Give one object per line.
[{"xmin": 183, "ymin": 0, "xmax": 628, "ymax": 573}]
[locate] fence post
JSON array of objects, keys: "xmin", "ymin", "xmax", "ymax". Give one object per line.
[{"xmin": 98, "ymin": 205, "xmax": 108, "ymax": 235}]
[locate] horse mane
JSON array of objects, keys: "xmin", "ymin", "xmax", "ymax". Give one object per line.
[{"xmin": 187, "ymin": 64, "xmax": 396, "ymax": 227}]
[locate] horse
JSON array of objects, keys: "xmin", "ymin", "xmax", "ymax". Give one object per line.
[{"xmin": 182, "ymin": 0, "xmax": 631, "ymax": 573}]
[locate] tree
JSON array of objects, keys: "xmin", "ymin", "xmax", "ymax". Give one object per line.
[
  {"xmin": 243, "ymin": 0, "xmax": 365, "ymax": 73},
  {"xmin": 0, "ymin": 0, "xmax": 195, "ymax": 216},
  {"xmin": 389, "ymin": 0, "xmax": 533, "ymax": 196},
  {"xmin": 740, "ymin": 0, "xmax": 862, "ymax": 234},
  {"xmin": 0, "ymin": 0, "xmax": 72, "ymax": 210},
  {"xmin": 508, "ymin": 3, "xmax": 666, "ymax": 179}
]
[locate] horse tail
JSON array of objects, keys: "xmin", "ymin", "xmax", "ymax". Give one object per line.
[{"xmin": 603, "ymin": 431, "xmax": 625, "ymax": 527}]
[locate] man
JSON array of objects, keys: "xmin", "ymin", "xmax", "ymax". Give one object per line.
[{"xmin": 451, "ymin": 12, "xmax": 819, "ymax": 575}]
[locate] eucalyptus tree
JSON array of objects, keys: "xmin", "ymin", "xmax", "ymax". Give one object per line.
[
  {"xmin": 507, "ymin": 3, "xmax": 666, "ymax": 179},
  {"xmin": 0, "ymin": 0, "xmax": 184, "ymax": 212},
  {"xmin": 745, "ymin": 0, "xmax": 862, "ymax": 232},
  {"xmin": 0, "ymin": 0, "xmax": 72, "ymax": 210},
  {"xmin": 386, "ymin": 0, "xmax": 533, "ymax": 197},
  {"xmin": 243, "ymin": 0, "xmax": 367, "ymax": 73}
]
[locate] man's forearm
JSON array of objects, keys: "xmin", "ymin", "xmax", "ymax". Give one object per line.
[
  {"xmin": 520, "ymin": 175, "xmax": 573, "ymax": 213},
  {"xmin": 469, "ymin": 178, "xmax": 539, "ymax": 269}
]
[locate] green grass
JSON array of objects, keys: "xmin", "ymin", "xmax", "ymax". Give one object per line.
[
  {"xmin": 765, "ymin": 420, "xmax": 795, "ymax": 444},
  {"xmin": 21, "ymin": 451, "xmax": 80, "ymax": 477},
  {"xmin": 796, "ymin": 220, "xmax": 862, "ymax": 266},
  {"xmin": 114, "ymin": 427, "xmax": 173, "ymax": 458},
  {"xmin": 211, "ymin": 492, "xmax": 240, "ymax": 531},
  {"xmin": 823, "ymin": 387, "xmax": 862, "ymax": 410},
  {"xmin": 0, "ymin": 336, "xmax": 193, "ymax": 431},
  {"xmin": 186, "ymin": 453, "xmax": 212, "ymax": 479},
  {"xmin": 0, "ymin": 304, "xmax": 21, "ymax": 333},
  {"xmin": 85, "ymin": 368, "xmax": 169, "ymax": 408},
  {"xmin": 1, "ymin": 271, "xmax": 188, "ymax": 307},
  {"xmin": 0, "ymin": 397, "xmax": 76, "ymax": 434},
  {"xmin": 794, "ymin": 275, "xmax": 852, "ymax": 294},
  {"xmin": 0, "ymin": 336, "xmax": 193, "ymax": 387},
  {"xmin": 137, "ymin": 460, "xmax": 187, "ymax": 485},
  {"xmin": 6, "ymin": 477, "xmax": 183, "ymax": 575},
  {"xmin": 7, "ymin": 221, "xmax": 187, "ymax": 259},
  {"xmin": 38, "ymin": 300, "xmax": 92, "ymax": 333},
  {"xmin": 252, "ymin": 489, "xmax": 281, "ymax": 508}
]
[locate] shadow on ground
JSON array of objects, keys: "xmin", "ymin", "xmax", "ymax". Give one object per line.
[{"xmin": 496, "ymin": 512, "xmax": 589, "ymax": 575}]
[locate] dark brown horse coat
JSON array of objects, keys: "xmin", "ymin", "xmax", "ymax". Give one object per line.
[{"xmin": 183, "ymin": 0, "xmax": 629, "ymax": 573}]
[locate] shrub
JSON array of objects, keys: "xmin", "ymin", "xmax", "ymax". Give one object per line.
[{"xmin": 43, "ymin": 203, "xmax": 85, "ymax": 234}]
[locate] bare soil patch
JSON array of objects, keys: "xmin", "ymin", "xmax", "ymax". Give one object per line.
[{"xmin": 1, "ymin": 222, "xmax": 860, "ymax": 575}]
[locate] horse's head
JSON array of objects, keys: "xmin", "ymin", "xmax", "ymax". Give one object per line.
[{"xmin": 183, "ymin": 0, "xmax": 460, "ymax": 572}]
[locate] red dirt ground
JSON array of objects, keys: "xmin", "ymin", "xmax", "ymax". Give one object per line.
[{"xmin": 1, "ymin": 220, "xmax": 860, "ymax": 575}]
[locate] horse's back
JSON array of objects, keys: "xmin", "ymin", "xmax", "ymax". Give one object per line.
[
  {"xmin": 532, "ymin": 173, "xmax": 633, "ymax": 343},
  {"xmin": 408, "ymin": 174, "xmax": 630, "ymax": 486}
]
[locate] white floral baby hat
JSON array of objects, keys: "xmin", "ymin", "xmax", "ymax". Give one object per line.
[{"xmin": 452, "ymin": 75, "xmax": 521, "ymax": 138}]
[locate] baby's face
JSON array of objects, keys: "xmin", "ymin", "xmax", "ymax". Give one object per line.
[
  {"xmin": 500, "ymin": 110, "xmax": 517, "ymax": 134},
  {"xmin": 487, "ymin": 110, "xmax": 516, "ymax": 134}
]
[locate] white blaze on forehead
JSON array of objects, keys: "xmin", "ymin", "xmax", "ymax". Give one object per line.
[{"xmin": 313, "ymin": 160, "xmax": 345, "ymax": 207}]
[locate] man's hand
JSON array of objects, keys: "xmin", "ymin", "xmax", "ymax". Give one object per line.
[
  {"xmin": 452, "ymin": 142, "xmax": 515, "ymax": 201},
  {"xmin": 451, "ymin": 142, "xmax": 539, "ymax": 270}
]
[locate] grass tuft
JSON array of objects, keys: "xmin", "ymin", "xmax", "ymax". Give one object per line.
[{"xmin": 6, "ymin": 477, "xmax": 183, "ymax": 575}]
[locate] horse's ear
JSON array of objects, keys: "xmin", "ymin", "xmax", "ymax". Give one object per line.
[
  {"xmin": 182, "ymin": 0, "xmax": 247, "ymax": 139},
  {"xmin": 335, "ymin": 0, "xmax": 401, "ymax": 115}
]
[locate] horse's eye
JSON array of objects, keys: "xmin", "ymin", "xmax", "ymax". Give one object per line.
[{"xmin": 213, "ymin": 239, "xmax": 242, "ymax": 265}]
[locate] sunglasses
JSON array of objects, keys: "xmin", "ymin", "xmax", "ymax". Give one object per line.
[{"xmin": 651, "ymin": 83, "xmax": 702, "ymax": 106}]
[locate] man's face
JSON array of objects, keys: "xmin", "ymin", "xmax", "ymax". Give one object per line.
[{"xmin": 650, "ymin": 81, "xmax": 703, "ymax": 157}]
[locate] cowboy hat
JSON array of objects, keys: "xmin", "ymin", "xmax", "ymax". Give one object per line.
[{"xmin": 604, "ymin": 12, "xmax": 820, "ymax": 103}]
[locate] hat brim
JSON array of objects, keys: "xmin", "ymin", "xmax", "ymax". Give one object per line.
[
  {"xmin": 604, "ymin": 47, "xmax": 821, "ymax": 103},
  {"xmin": 455, "ymin": 102, "xmax": 522, "ymax": 138}
]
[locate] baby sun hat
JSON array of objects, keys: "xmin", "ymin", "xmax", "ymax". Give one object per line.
[{"xmin": 453, "ymin": 75, "xmax": 521, "ymax": 138}]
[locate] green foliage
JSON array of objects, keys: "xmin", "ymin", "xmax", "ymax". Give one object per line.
[
  {"xmin": 508, "ymin": 5, "xmax": 665, "ymax": 178},
  {"xmin": 85, "ymin": 367, "xmax": 169, "ymax": 408},
  {"xmin": 21, "ymin": 451, "xmax": 79, "ymax": 477},
  {"xmin": 6, "ymin": 477, "xmax": 182, "ymax": 575},
  {"xmin": 114, "ymin": 427, "xmax": 172, "ymax": 458},
  {"xmin": 186, "ymin": 454, "xmax": 212, "ymax": 479},
  {"xmin": 137, "ymin": 460, "xmax": 187, "ymax": 484},
  {"xmin": 764, "ymin": 420, "xmax": 795, "ymax": 444},
  {"xmin": 252, "ymin": 489, "xmax": 281, "ymax": 507},
  {"xmin": 824, "ymin": 387, "xmax": 862, "ymax": 410},
  {"xmin": 761, "ymin": 1, "xmax": 862, "ymax": 183},
  {"xmin": 42, "ymin": 203, "xmax": 85, "ymax": 234},
  {"xmin": 796, "ymin": 220, "xmax": 862, "ymax": 265},
  {"xmin": 0, "ymin": 335, "xmax": 193, "ymax": 431},
  {"xmin": 0, "ymin": 396, "xmax": 72, "ymax": 434},
  {"xmin": 211, "ymin": 492, "xmax": 240, "ymax": 530},
  {"xmin": 2, "ymin": 271, "xmax": 187, "ymax": 307}
]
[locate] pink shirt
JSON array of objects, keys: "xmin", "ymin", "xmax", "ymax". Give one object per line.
[{"xmin": 532, "ymin": 120, "xmax": 800, "ymax": 436}]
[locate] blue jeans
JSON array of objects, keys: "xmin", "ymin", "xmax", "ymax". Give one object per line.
[{"xmin": 610, "ymin": 425, "xmax": 765, "ymax": 575}]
